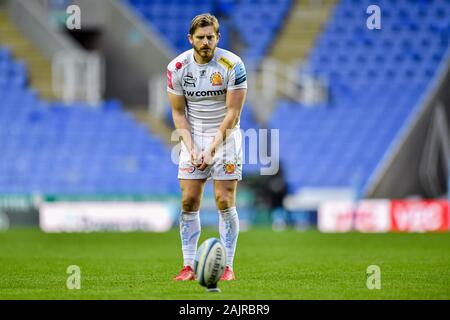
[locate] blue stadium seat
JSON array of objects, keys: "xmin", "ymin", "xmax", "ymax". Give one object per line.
[
  {"xmin": 123, "ymin": 0, "xmax": 292, "ymax": 65},
  {"xmin": 0, "ymin": 45, "xmax": 178, "ymax": 195},
  {"xmin": 270, "ymin": 0, "xmax": 450, "ymax": 195}
]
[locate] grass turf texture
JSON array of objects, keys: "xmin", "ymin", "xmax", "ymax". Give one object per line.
[{"xmin": 0, "ymin": 228, "xmax": 449, "ymax": 299}]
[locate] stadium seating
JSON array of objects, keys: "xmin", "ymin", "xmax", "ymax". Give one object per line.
[
  {"xmin": 0, "ymin": 47, "xmax": 27, "ymax": 90},
  {"xmin": 124, "ymin": 0, "xmax": 217, "ymax": 52},
  {"xmin": 230, "ymin": 0, "xmax": 292, "ymax": 65},
  {"xmin": 124, "ymin": 0, "xmax": 291, "ymax": 176},
  {"xmin": 269, "ymin": 0, "xmax": 450, "ymax": 195},
  {"xmin": 239, "ymin": 103, "xmax": 262, "ymax": 175},
  {"xmin": 123, "ymin": 0, "xmax": 292, "ymax": 65},
  {"xmin": 0, "ymin": 43, "xmax": 260, "ymax": 195},
  {"xmin": 0, "ymin": 45, "xmax": 178, "ymax": 195},
  {"xmin": 7, "ymin": 0, "xmax": 448, "ymax": 198}
]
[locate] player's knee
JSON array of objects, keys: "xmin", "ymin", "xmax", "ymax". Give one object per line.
[
  {"xmin": 215, "ymin": 193, "xmax": 233, "ymax": 211},
  {"xmin": 182, "ymin": 195, "xmax": 201, "ymax": 212}
]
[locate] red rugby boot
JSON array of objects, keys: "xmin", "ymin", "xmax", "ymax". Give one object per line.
[
  {"xmin": 173, "ymin": 266, "xmax": 196, "ymax": 281},
  {"xmin": 220, "ymin": 266, "xmax": 236, "ymax": 281}
]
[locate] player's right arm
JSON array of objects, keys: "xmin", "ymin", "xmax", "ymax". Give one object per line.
[
  {"xmin": 168, "ymin": 92, "xmax": 195, "ymax": 156},
  {"xmin": 167, "ymin": 67, "xmax": 200, "ymax": 166}
]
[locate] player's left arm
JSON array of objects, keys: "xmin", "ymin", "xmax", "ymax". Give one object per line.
[{"xmin": 213, "ymin": 88, "xmax": 247, "ymax": 149}]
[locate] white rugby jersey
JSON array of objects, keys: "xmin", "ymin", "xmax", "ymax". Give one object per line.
[{"xmin": 167, "ymin": 47, "xmax": 247, "ymax": 137}]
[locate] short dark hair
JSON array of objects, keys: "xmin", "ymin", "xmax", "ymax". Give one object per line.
[{"xmin": 189, "ymin": 13, "xmax": 220, "ymax": 36}]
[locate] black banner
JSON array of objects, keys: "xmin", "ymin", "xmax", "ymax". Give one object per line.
[{"xmin": 0, "ymin": 300, "xmax": 448, "ymax": 318}]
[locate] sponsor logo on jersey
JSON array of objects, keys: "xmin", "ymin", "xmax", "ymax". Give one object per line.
[
  {"xmin": 185, "ymin": 89, "xmax": 227, "ymax": 97},
  {"xmin": 180, "ymin": 165, "xmax": 196, "ymax": 174},
  {"xmin": 234, "ymin": 62, "xmax": 247, "ymax": 86},
  {"xmin": 199, "ymin": 70, "xmax": 207, "ymax": 78},
  {"xmin": 183, "ymin": 72, "xmax": 197, "ymax": 87},
  {"xmin": 210, "ymin": 72, "xmax": 223, "ymax": 86},
  {"xmin": 218, "ymin": 56, "xmax": 234, "ymax": 70},
  {"xmin": 175, "ymin": 62, "xmax": 182, "ymax": 70}
]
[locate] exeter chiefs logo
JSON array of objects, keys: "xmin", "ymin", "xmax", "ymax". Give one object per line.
[
  {"xmin": 223, "ymin": 162, "xmax": 236, "ymax": 174},
  {"xmin": 210, "ymin": 72, "xmax": 223, "ymax": 86}
]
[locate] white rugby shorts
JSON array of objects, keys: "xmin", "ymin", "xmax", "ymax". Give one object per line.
[{"xmin": 178, "ymin": 129, "xmax": 242, "ymax": 181}]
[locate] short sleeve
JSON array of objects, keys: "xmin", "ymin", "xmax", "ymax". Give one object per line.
[
  {"xmin": 227, "ymin": 60, "xmax": 247, "ymax": 90},
  {"xmin": 167, "ymin": 68, "xmax": 184, "ymax": 95}
]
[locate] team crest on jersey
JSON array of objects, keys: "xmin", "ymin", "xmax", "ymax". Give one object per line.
[
  {"xmin": 210, "ymin": 72, "xmax": 223, "ymax": 86},
  {"xmin": 183, "ymin": 72, "xmax": 197, "ymax": 87},
  {"xmin": 223, "ymin": 162, "xmax": 236, "ymax": 174}
]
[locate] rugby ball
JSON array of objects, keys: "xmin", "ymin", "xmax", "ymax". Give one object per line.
[{"xmin": 194, "ymin": 238, "xmax": 226, "ymax": 288}]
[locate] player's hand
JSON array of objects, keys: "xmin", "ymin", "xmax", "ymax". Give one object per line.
[
  {"xmin": 190, "ymin": 147, "xmax": 202, "ymax": 168},
  {"xmin": 197, "ymin": 147, "xmax": 215, "ymax": 171}
]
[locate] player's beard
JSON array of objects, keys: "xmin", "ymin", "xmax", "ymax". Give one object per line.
[{"xmin": 194, "ymin": 44, "xmax": 216, "ymax": 62}]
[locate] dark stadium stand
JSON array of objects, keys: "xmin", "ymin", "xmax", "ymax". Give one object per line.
[{"xmin": 269, "ymin": 0, "xmax": 450, "ymax": 195}]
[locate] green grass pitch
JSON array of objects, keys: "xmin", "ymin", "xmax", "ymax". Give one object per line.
[{"xmin": 0, "ymin": 228, "xmax": 449, "ymax": 299}]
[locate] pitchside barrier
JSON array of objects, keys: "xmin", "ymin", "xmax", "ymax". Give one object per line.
[
  {"xmin": 0, "ymin": 195, "xmax": 39, "ymax": 229},
  {"xmin": 318, "ymin": 199, "xmax": 450, "ymax": 233},
  {"xmin": 39, "ymin": 191, "xmax": 256, "ymax": 233},
  {"xmin": 2, "ymin": 194, "xmax": 448, "ymax": 233},
  {"xmin": 0, "ymin": 190, "xmax": 257, "ymax": 232}
]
